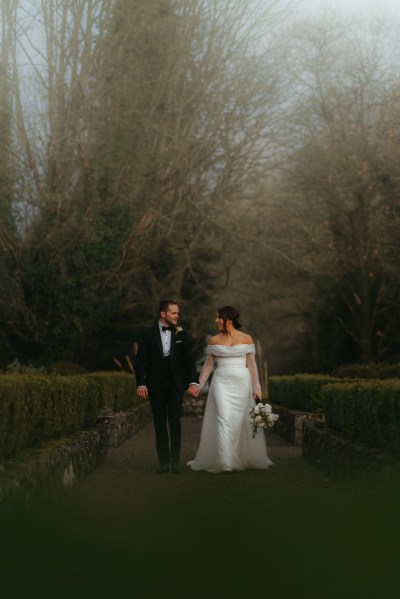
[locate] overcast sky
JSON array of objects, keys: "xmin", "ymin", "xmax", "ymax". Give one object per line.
[{"xmin": 301, "ymin": 0, "xmax": 400, "ymax": 16}]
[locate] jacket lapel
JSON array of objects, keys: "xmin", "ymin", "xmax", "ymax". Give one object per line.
[
  {"xmin": 170, "ymin": 329, "xmax": 176, "ymax": 356},
  {"xmin": 152, "ymin": 323, "xmax": 163, "ymax": 356}
]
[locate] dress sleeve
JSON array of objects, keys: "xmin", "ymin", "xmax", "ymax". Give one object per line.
[
  {"xmin": 246, "ymin": 353, "xmax": 262, "ymax": 393},
  {"xmin": 199, "ymin": 354, "xmax": 215, "ymax": 387}
]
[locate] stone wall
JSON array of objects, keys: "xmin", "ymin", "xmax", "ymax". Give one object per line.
[
  {"xmin": 182, "ymin": 395, "xmax": 206, "ymax": 417},
  {"xmin": 302, "ymin": 421, "xmax": 400, "ymax": 482},
  {"xmin": 274, "ymin": 405, "xmax": 400, "ymax": 482},
  {"xmin": 0, "ymin": 403, "xmax": 152, "ymax": 510},
  {"xmin": 273, "ymin": 404, "xmax": 325, "ymax": 447},
  {"xmin": 97, "ymin": 403, "xmax": 152, "ymax": 447}
]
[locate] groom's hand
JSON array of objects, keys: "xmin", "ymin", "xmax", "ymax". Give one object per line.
[
  {"xmin": 137, "ymin": 386, "xmax": 149, "ymax": 400},
  {"xmin": 187, "ymin": 384, "xmax": 200, "ymax": 398}
]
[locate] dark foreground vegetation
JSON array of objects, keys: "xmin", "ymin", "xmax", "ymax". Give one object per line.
[
  {"xmin": 1, "ymin": 416, "xmax": 400, "ymax": 599},
  {"xmin": 270, "ymin": 372, "xmax": 400, "ymax": 457},
  {"xmin": 0, "ymin": 372, "xmax": 136, "ymax": 460}
]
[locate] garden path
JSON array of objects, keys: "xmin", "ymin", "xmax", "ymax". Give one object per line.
[{"xmin": 2, "ymin": 417, "xmax": 399, "ymax": 599}]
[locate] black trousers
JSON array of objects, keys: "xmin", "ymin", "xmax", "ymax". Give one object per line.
[{"xmin": 149, "ymin": 358, "xmax": 183, "ymax": 466}]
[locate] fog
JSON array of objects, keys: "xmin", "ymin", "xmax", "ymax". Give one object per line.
[
  {"xmin": 2, "ymin": 0, "xmax": 400, "ymax": 373},
  {"xmin": 301, "ymin": 0, "xmax": 400, "ymax": 16}
]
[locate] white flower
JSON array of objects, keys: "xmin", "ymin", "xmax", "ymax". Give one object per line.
[
  {"xmin": 250, "ymin": 402, "xmax": 278, "ymax": 437},
  {"xmin": 175, "ymin": 326, "xmax": 183, "ymax": 334},
  {"xmin": 267, "ymin": 414, "xmax": 279, "ymax": 426}
]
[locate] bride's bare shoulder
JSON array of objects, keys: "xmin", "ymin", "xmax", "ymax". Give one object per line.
[
  {"xmin": 240, "ymin": 333, "xmax": 254, "ymax": 344},
  {"xmin": 208, "ymin": 334, "xmax": 223, "ymax": 345}
]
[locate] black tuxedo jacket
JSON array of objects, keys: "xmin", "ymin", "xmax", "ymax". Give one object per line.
[{"xmin": 135, "ymin": 323, "xmax": 198, "ymax": 395}]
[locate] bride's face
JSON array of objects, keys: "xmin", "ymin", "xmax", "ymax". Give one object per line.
[
  {"xmin": 216, "ymin": 314, "xmax": 233, "ymax": 332},
  {"xmin": 215, "ymin": 314, "xmax": 224, "ymax": 331}
]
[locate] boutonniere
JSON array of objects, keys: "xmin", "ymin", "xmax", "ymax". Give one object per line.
[{"xmin": 175, "ymin": 326, "xmax": 183, "ymax": 335}]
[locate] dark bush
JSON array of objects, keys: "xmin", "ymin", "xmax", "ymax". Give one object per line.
[
  {"xmin": 51, "ymin": 362, "xmax": 88, "ymax": 375},
  {"xmin": 268, "ymin": 374, "xmax": 335, "ymax": 411},
  {"xmin": 0, "ymin": 372, "xmax": 137, "ymax": 460},
  {"xmin": 331, "ymin": 363, "xmax": 400, "ymax": 380},
  {"xmin": 322, "ymin": 381, "xmax": 400, "ymax": 456},
  {"xmin": 5, "ymin": 359, "xmax": 47, "ymax": 375},
  {"xmin": 83, "ymin": 372, "xmax": 137, "ymax": 412}
]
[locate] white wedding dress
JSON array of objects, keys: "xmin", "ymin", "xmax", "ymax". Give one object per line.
[{"xmin": 188, "ymin": 344, "xmax": 273, "ymax": 473}]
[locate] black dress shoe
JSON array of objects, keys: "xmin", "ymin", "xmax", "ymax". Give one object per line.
[
  {"xmin": 156, "ymin": 464, "xmax": 170, "ymax": 474},
  {"xmin": 171, "ymin": 463, "xmax": 182, "ymax": 474}
]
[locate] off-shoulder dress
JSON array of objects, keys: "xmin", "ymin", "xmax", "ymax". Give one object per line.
[{"xmin": 187, "ymin": 344, "xmax": 273, "ymax": 473}]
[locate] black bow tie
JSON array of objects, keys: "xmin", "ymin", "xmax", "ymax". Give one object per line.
[{"xmin": 161, "ymin": 325, "xmax": 170, "ymax": 332}]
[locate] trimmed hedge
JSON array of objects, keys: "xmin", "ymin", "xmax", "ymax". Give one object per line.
[
  {"xmin": 0, "ymin": 372, "xmax": 137, "ymax": 460},
  {"xmin": 322, "ymin": 381, "xmax": 400, "ymax": 456},
  {"xmin": 331, "ymin": 363, "xmax": 400, "ymax": 380},
  {"xmin": 83, "ymin": 372, "xmax": 137, "ymax": 412},
  {"xmin": 268, "ymin": 374, "xmax": 336, "ymax": 411},
  {"xmin": 51, "ymin": 362, "xmax": 87, "ymax": 375}
]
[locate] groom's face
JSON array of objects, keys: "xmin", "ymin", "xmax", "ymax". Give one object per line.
[{"xmin": 160, "ymin": 304, "xmax": 179, "ymax": 327}]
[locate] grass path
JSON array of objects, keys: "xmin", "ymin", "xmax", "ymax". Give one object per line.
[{"xmin": 1, "ymin": 417, "xmax": 399, "ymax": 599}]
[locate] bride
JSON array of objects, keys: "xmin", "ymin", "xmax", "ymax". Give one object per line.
[{"xmin": 188, "ymin": 306, "xmax": 273, "ymax": 473}]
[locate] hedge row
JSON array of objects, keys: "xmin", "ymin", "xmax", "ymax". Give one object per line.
[
  {"xmin": 83, "ymin": 373, "xmax": 137, "ymax": 412},
  {"xmin": 331, "ymin": 363, "xmax": 400, "ymax": 380},
  {"xmin": 322, "ymin": 381, "xmax": 400, "ymax": 457},
  {"xmin": 0, "ymin": 372, "xmax": 137, "ymax": 460},
  {"xmin": 268, "ymin": 374, "xmax": 336, "ymax": 411}
]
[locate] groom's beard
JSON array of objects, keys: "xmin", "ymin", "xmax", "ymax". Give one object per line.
[{"xmin": 165, "ymin": 318, "xmax": 177, "ymax": 328}]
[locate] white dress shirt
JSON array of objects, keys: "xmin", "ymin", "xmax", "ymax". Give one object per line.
[
  {"xmin": 159, "ymin": 321, "xmax": 172, "ymax": 357},
  {"xmin": 137, "ymin": 322, "xmax": 199, "ymax": 389}
]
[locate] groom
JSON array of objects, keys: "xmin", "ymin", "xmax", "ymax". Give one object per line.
[{"xmin": 136, "ymin": 299, "xmax": 199, "ymax": 473}]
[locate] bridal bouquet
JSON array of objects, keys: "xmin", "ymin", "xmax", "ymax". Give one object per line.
[{"xmin": 250, "ymin": 402, "xmax": 279, "ymax": 438}]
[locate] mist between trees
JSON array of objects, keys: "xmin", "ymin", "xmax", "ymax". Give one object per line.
[{"xmin": 1, "ymin": 0, "xmax": 400, "ymax": 374}]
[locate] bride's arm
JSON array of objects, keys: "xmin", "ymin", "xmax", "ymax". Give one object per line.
[
  {"xmin": 198, "ymin": 354, "xmax": 215, "ymax": 387},
  {"xmin": 246, "ymin": 353, "xmax": 262, "ymax": 395}
]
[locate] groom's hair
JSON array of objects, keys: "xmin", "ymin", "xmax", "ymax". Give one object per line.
[{"xmin": 158, "ymin": 299, "xmax": 179, "ymax": 314}]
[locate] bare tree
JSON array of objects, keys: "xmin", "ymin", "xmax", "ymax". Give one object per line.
[
  {"xmin": 0, "ymin": 1, "xmax": 27, "ymax": 364},
  {"xmin": 0, "ymin": 0, "xmax": 296, "ymax": 365},
  {"xmin": 247, "ymin": 15, "xmax": 400, "ymax": 368}
]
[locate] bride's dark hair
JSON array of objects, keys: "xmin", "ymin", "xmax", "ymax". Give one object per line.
[{"xmin": 217, "ymin": 306, "xmax": 242, "ymax": 332}]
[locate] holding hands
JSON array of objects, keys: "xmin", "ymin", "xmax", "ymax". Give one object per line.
[{"xmin": 187, "ymin": 384, "xmax": 201, "ymax": 398}]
